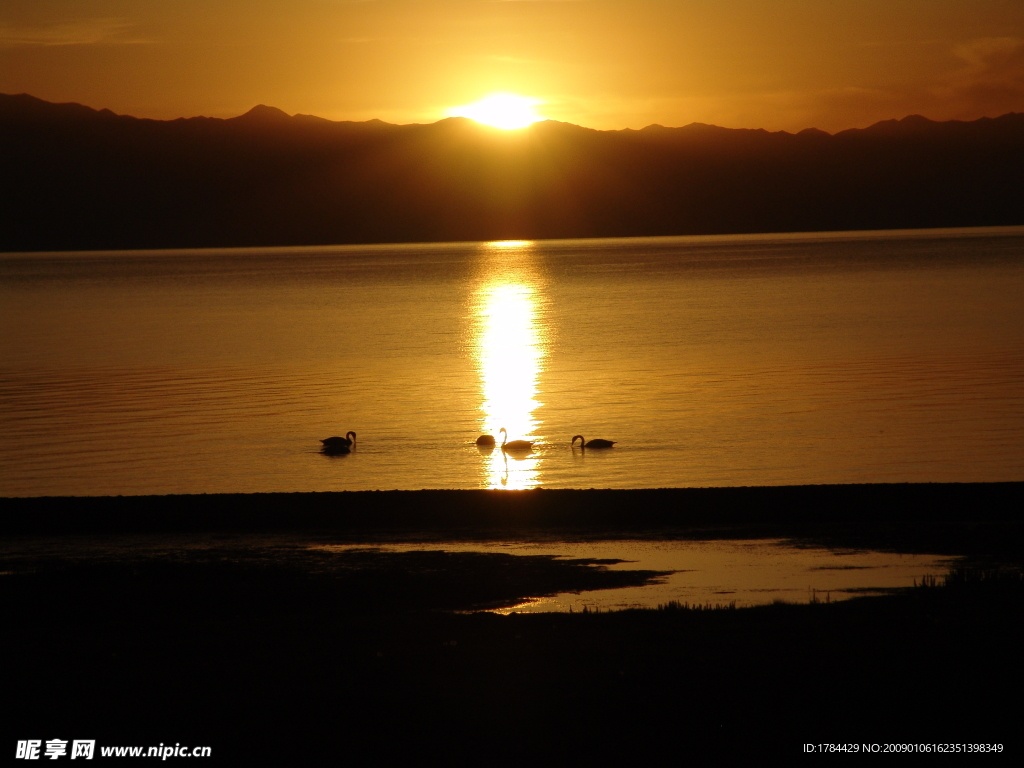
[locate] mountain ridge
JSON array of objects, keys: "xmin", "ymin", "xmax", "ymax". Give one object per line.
[
  {"xmin": 3, "ymin": 93, "xmax": 1023, "ymax": 251},
  {"xmin": 10, "ymin": 91, "xmax": 1019, "ymax": 137}
]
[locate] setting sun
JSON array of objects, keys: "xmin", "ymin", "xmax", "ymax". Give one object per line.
[{"xmin": 447, "ymin": 94, "xmax": 544, "ymax": 130}]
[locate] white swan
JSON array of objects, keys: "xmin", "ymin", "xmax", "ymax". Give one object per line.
[{"xmin": 500, "ymin": 427, "xmax": 533, "ymax": 452}]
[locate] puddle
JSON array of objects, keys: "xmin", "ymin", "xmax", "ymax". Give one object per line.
[
  {"xmin": 325, "ymin": 539, "xmax": 954, "ymax": 612},
  {"xmin": 2, "ymin": 534, "xmax": 954, "ymax": 614}
]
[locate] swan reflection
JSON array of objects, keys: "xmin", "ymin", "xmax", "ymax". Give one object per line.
[{"xmin": 471, "ymin": 241, "xmax": 547, "ymax": 489}]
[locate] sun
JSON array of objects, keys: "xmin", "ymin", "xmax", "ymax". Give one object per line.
[{"xmin": 447, "ymin": 93, "xmax": 544, "ymax": 130}]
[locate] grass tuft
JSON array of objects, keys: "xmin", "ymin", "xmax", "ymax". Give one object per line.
[{"xmin": 656, "ymin": 599, "xmax": 736, "ymax": 612}]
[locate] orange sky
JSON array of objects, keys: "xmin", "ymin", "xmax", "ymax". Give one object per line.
[{"xmin": 2, "ymin": 0, "xmax": 1022, "ymax": 132}]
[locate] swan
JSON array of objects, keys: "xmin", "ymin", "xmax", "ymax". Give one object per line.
[
  {"xmin": 321, "ymin": 431, "xmax": 356, "ymax": 449},
  {"xmin": 500, "ymin": 428, "xmax": 533, "ymax": 452},
  {"xmin": 475, "ymin": 434, "xmax": 496, "ymax": 446},
  {"xmin": 321, "ymin": 443, "xmax": 350, "ymax": 455},
  {"xmin": 572, "ymin": 435, "xmax": 616, "ymax": 449}
]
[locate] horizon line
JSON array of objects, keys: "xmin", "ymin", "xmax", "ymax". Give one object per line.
[
  {"xmin": 6, "ymin": 224, "xmax": 1023, "ymax": 260},
  {"xmin": 5, "ymin": 91, "xmax": 1021, "ymax": 137}
]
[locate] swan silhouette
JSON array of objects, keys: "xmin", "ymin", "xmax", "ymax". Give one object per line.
[
  {"xmin": 321, "ymin": 431, "xmax": 356, "ymax": 449},
  {"xmin": 572, "ymin": 435, "xmax": 616, "ymax": 449},
  {"xmin": 500, "ymin": 428, "xmax": 533, "ymax": 452},
  {"xmin": 475, "ymin": 434, "xmax": 496, "ymax": 447}
]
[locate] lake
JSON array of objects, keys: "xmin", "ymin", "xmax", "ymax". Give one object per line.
[{"xmin": 2, "ymin": 227, "xmax": 1023, "ymax": 496}]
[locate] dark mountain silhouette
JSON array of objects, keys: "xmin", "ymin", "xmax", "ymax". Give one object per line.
[
  {"xmin": 2, "ymin": 92, "xmax": 1022, "ymax": 251},
  {"xmin": 230, "ymin": 104, "xmax": 293, "ymax": 124}
]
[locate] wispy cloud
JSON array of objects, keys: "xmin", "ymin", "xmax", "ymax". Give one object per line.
[
  {"xmin": 0, "ymin": 18, "xmax": 151, "ymax": 48},
  {"xmin": 933, "ymin": 37, "xmax": 1024, "ymax": 117},
  {"xmin": 949, "ymin": 37, "xmax": 1024, "ymax": 94},
  {"xmin": 857, "ymin": 39, "xmax": 942, "ymax": 49}
]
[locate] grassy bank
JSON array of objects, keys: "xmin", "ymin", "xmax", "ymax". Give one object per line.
[
  {"xmin": 4, "ymin": 569, "xmax": 1022, "ymax": 761},
  {"xmin": 3, "ymin": 547, "xmax": 1022, "ymax": 762},
  {"xmin": 3, "ymin": 483, "xmax": 1022, "ymax": 761}
]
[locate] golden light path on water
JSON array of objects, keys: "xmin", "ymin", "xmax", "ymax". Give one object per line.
[{"xmin": 471, "ymin": 241, "xmax": 547, "ymax": 489}]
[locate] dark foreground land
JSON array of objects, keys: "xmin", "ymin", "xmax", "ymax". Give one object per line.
[{"xmin": 3, "ymin": 484, "xmax": 1023, "ymax": 762}]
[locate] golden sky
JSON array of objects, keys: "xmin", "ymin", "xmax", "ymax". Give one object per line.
[{"xmin": 2, "ymin": 0, "xmax": 1023, "ymax": 132}]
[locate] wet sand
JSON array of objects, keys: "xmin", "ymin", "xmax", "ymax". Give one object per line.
[{"xmin": 3, "ymin": 483, "xmax": 1022, "ymax": 761}]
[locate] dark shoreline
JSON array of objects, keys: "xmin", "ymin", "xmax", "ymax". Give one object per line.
[
  {"xmin": 5, "ymin": 482, "xmax": 1022, "ymax": 761},
  {"xmin": 6, "ymin": 482, "xmax": 1023, "ymax": 559}
]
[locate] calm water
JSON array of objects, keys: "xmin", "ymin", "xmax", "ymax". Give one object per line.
[
  {"xmin": 321, "ymin": 540, "xmax": 953, "ymax": 611},
  {"xmin": 2, "ymin": 227, "xmax": 1023, "ymax": 496},
  {"xmin": 0, "ymin": 532, "xmax": 952, "ymax": 611}
]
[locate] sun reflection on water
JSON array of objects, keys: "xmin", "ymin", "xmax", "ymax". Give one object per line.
[{"xmin": 472, "ymin": 241, "xmax": 547, "ymax": 489}]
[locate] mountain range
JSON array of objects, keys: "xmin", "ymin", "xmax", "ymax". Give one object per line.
[{"xmin": 2, "ymin": 93, "xmax": 1022, "ymax": 251}]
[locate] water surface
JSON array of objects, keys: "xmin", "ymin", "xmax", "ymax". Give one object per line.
[
  {"xmin": 321, "ymin": 539, "xmax": 952, "ymax": 611},
  {"xmin": 2, "ymin": 227, "xmax": 1023, "ymax": 495}
]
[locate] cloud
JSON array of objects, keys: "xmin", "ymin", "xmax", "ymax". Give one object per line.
[
  {"xmin": 0, "ymin": 18, "xmax": 150, "ymax": 48},
  {"xmin": 764, "ymin": 38, "xmax": 1024, "ymax": 130},
  {"xmin": 935, "ymin": 37, "xmax": 1024, "ymax": 116},
  {"xmin": 662, "ymin": 39, "xmax": 1024, "ymax": 133}
]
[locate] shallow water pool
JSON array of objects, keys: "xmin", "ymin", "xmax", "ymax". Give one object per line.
[{"xmin": 324, "ymin": 539, "xmax": 954, "ymax": 612}]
